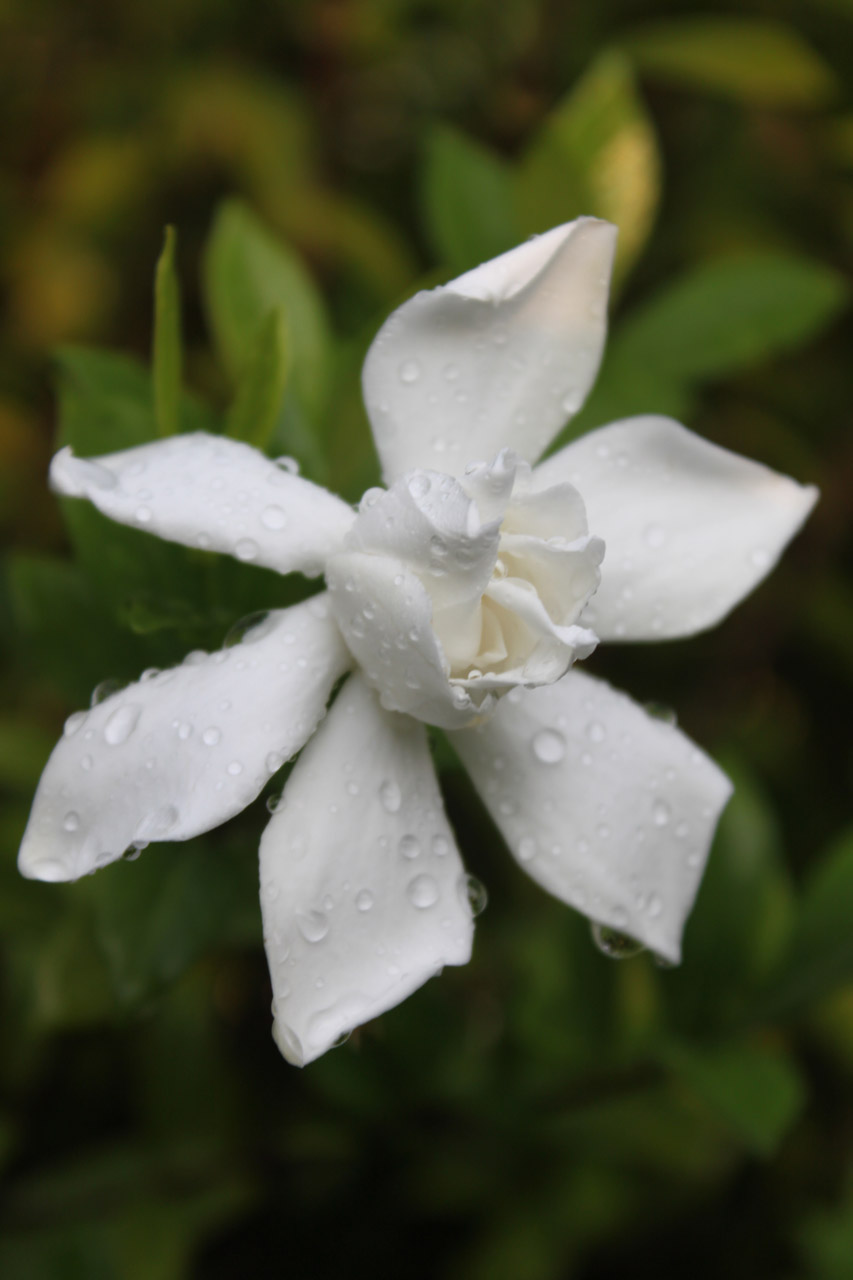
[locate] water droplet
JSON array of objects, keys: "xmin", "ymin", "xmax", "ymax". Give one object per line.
[
  {"xmin": 585, "ymin": 721, "xmax": 606, "ymax": 744},
  {"xmin": 135, "ymin": 505, "xmax": 152, "ymax": 523},
  {"xmin": 399, "ymin": 833, "xmax": 421, "ymax": 860},
  {"xmin": 136, "ymin": 804, "xmax": 179, "ymax": 841},
  {"xmin": 62, "ymin": 811, "xmax": 80, "ymax": 833},
  {"xmin": 467, "ymin": 667, "xmax": 483, "ymax": 681},
  {"xmin": 227, "ymin": 760, "xmax": 243, "ymax": 776},
  {"xmin": 647, "ymin": 893, "xmax": 663, "ymax": 918},
  {"xmin": 356, "ymin": 889, "xmax": 374, "ymax": 912},
  {"xmin": 518, "ymin": 836, "xmax": 537, "ymax": 862},
  {"xmin": 643, "ymin": 524, "xmax": 666, "ymax": 549},
  {"xmin": 235, "ymin": 537, "xmax": 259, "ymax": 562},
  {"xmin": 652, "ymin": 798, "xmax": 671, "ymax": 827},
  {"xmin": 202, "ymin": 727, "xmax": 221, "ymax": 746},
  {"xmin": 297, "ymin": 910, "xmax": 329, "ymax": 944},
  {"xmin": 266, "ymin": 790, "xmax": 283, "ymax": 815},
  {"xmin": 63, "ymin": 710, "xmax": 87, "ymax": 737},
  {"xmin": 359, "ymin": 486, "xmax": 385, "ymax": 512},
  {"xmin": 379, "ymin": 780, "xmax": 402, "ymax": 814},
  {"xmin": 104, "ymin": 703, "xmax": 142, "ymax": 746},
  {"xmin": 224, "ymin": 610, "xmax": 273, "ymax": 648},
  {"xmin": 493, "ymin": 558, "xmax": 508, "ymax": 580},
  {"xmin": 266, "ymin": 751, "xmax": 283, "ymax": 774},
  {"xmin": 750, "ymin": 547, "xmax": 771, "ymax": 569},
  {"xmin": 531, "ymin": 728, "xmax": 566, "ymax": 764},
  {"xmin": 274, "ymin": 456, "xmax": 300, "ymax": 475},
  {"xmin": 174, "ymin": 722, "xmax": 192, "ymax": 740},
  {"xmin": 408, "ymin": 473, "xmax": 430, "ymax": 500},
  {"xmin": 591, "ymin": 922, "xmax": 644, "ymax": 960},
  {"xmin": 644, "ymin": 702, "xmax": 678, "ymax": 726},
  {"xmin": 90, "ymin": 678, "xmax": 124, "ymax": 707},
  {"xmin": 561, "ymin": 389, "xmax": 582, "ymax": 415},
  {"xmin": 261, "ymin": 505, "xmax": 287, "ymax": 530},
  {"xmin": 432, "ymin": 834, "xmax": 450, "ymax": 857},
  {"xmin": 399, "ymin": 359, "xmax": 421, "ymax": 384},
  {"xmin": 458, "ymin": 873, "xmax": 488, "ymax": 917},
  {"xmin": 81, "ymin": 754, "xmax": 93, "ymax": 771},
  {"xmin": 407, "ymin": 874, "xmax": 439, "ymax": 909}
]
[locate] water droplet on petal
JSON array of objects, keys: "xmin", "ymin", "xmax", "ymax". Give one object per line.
[
  {"xmin": 585, "ymin": 721, "xmax": 606, "ymax": 744},
  {"xmin": 90, "ymin": 678, "xmax": 125, "ymax": 707},
  {"xmin": 356, "ymin": 889, "xmax": 374, "ymax": 912},
  {"xmin": 202, "ymin": 726, "xmax": 221, "ymax": 746},
  {"xmin": 644, "ymin": 702, "xmax": 678, "ymax": 726},
  {"xmin": 62, "ymin": 810, "xmax": 80, "ymax": 833},
  {"xmin": 399, "ymin": 359, "xmax": 421, "ymax": 384},
  {"xmin": 104, "ymin": 703, "xmax": 142, "ymax": 745},
  {"xmin": 266, "ymin": 790, "xmax": 283, "ymax": 815},
  {"xmin": 407, "ymin": 874, "xmax": 439, "ymax": 909},
  {"xmin": 227, "ymin": 760, "xmax": 243, "ymax": 776},
  {"xmin": 431, "ymin": 834, "xmax": 450, "ymax": 857},
  {"xmin": 531, "ymin": 728, "xmax": 566, "ymax": 764},
  {"xmin": 652, "ymin": 798, "xmax": 671, "ymax": 827},
  {"xmin": 274, "ymin": 456, "xmax": 300, "ymax": 475},
  {"xmin": 224, "ymin": 610, "xmax": 274, "ymax": 648},
  {"xmin": 458, "ymin": 873, "xmax": 488, "ymax": 917},
  {"xmin": 408, "ymin": 473, "xmax": 430, "ymax": 500},
  {"xmin": 399, "ymin": 833, "xmax": 421, "ymax": 859},
  {"xmin": 297, "ymin": 910, "xmax": 329, "ymax": 943},
  {"xmin": 235, "ymin": 537, "xmax": 259, "ymax": 562},
  {"xmin": 379, "ymin": 780, "xmax": 402, "ymax": 814},
  {"xmin": 135, "ymin": 505, "xmax": 152, "ymax": 524},
  {"xmin": 64, "ymin": 711, "xmax": 87, "ymax": 737},
  {"xmin": 518, "ymin": 836, "xmax": 537, "ymax": 862},
  {"xmin": 750, "ymin": 547, "xmax": 771, "ymax": 569},
  {"xmin": 260, "ymin": 505, "xmax": 287, "ymax": 531},
  {"xmin": 647, "ymin": 893, "xmax": 663, "ymax": 919},
  {"xmin": 591, "ymin": 922, "xmax": 644, "ymax": 960}
]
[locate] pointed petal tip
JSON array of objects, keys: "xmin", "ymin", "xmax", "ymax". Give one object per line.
[{"xmin": 18, "ymin": 846, "xmax": 75, "ymax": 883}]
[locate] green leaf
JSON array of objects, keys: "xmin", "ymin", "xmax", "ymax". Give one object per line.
[
  {"xmin": 764, "ymin": 828, "xmax": 853, "ymax": 1013},
  {"xmin": 84, "ymin": 839, "xmax": 258, "ymax": 1006},
  {"xmin": 515, "ymin": 51, "xmax": 661, "ymax": 285},
  {"xmin": 571, "ymin": 250, "xmax": 847, "ymax": 436},
  {"xmin": 0, "ymin": 718, "xmax": 55, "ymax": 790},
  {"xmin": 55, "ymin": 346, "xmax": 157, "ymax": 452},
  {"xmin": 421, "ymin": 125, "xmax": 517, "ymax": 273},
  {"xmin": 203, "ymin": 200, "xmax": 330, "ymax": 423},
  {"xmin": 225, "ymin": 306, "xmax": 289, "ymax": 449},
  {"xmin": 662, "ymin": 1040, "xmax": 806, "ymax": 1156},
  {"xmin": 626, "ymin": 18, "xmax": 838, "ymax": 108},
  {"xmin": 152, "ymin": 226, "xmax": 183, "ymax": 438}
]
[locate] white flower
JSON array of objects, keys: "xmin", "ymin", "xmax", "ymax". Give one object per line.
[{"xmin": 19, "ymin": 218, "xmax": 817, "ymax": 1065}]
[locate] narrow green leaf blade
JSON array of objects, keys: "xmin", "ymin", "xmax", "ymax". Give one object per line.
[
  {"xmin": 153, "ymin": 226, "xmax": 183, "ymax": 438},
  {"xmin": 225, "ymin": 306, "xmax": 289, "ymax": 450},
  {"xmin": 421, "ymin": 125, "xmax": 518, "ymax": 273}
]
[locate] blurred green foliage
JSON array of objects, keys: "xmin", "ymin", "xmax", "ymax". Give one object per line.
[{"xmin": 1, "ymin": 1, "xmax": 852, "ymax": 1277}]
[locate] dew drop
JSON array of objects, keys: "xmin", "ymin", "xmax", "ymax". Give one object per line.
[
  {"xmin": 297, "ymin": 910, "xmax": 329, "ymax": 944},
  {"xmin": 227, "ymin": 760, "xmax": 243, "ymax": 776},
  {"xmin": 379, "ymin": 780, "xmax": 402, "ymax": 814},
  {"xmin": 274, "ymin": 456, "xmax": 300, "ymax": 475},
  {"xmin": 652, "ymin": 798, "xmax": 671, "ymax": 827},
  {"xmin": 63, "ymin": 710, "xmax": 87, "ymax": 737},
  {"xmin": 202, "ymin": 727, "xmax": 221, "ymax": 746},
  {"xmin": 407, "ymin": 874, "xmax": 439, "ymax": 909},
  {"xmin": 62, "ymin": 810, "xmax": 80, "ymax": 833},
  {"xmin": 585, "ymin": 720, "xmax": 606, "ymax": 744},
  {"xmin": 431, "ymin": 834, "xmax": 450, "ymax": 857},
  {"xmin": 135, "ymin": 505, "xmax": 152, "ymax": 524},
  {"xmin": 104, "ymin": 703, "xmax": 142, "ymax": 746},
  {"xmin": 399, "ymin": 359, "xmax": 422, "ymax": 384},
  {"xmin": 356, "ymin": 889, "xmax": 374, "ymax": 912},
  {"xmin": 750, "ymin": 547, "xmax": 771, "ymax": 569},
  {"xmin": 399, "ymin": 833, "xmax": 421, "ymax": 860},
  {"xmin": 647, "ymin": 893, "xmax": 663, "ymax": 918},
  {"xmin": 644, "ymin": 701, "xmax": 678, "ymax": 726},
  {"xmin": 458, "ymin": 873, "xmax": 488, "ymax": 917},
  {"xmin": 518, "ymin": 836, "xmax": 537, "ymax": 863},
  {"xmin": 591, "ymin": 921, "xmax": 645, "ymax": 960},
  {"xmin": 90, "ymin": 678, "xmax": 124, "ymax": 707},
  {"xmin": 531, "ymin": 728, "xmax": 566, "ymax": 764},
  {"xmin": 224, "ymin": 610, "xmax": 273, "ymax": 648},
  {"xmin": 266, "ymin": 751, "xmax": 283, "ymax": 774},
  {"xmin": 234, "ymin": 537, "xmax": 259, "ymax": 562},
  {"xmin": 408, "ymin": 473, "xmax": 430, "ymax": 500},
  {"xmin": 266, "ymin": 790, "xmax": 283, "ymax": 815},
  {"xmin": 261, "ymin": 505, "xmax": 287, "ymax": 531}
]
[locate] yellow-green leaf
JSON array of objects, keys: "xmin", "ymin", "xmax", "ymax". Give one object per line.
[
  {"xmin": 515, "ymin": 50, "xmax": 661, "ymax": 286},
  {"xmin": 225, "ymin": 307, "xmax": 289, "ymax": 450}
]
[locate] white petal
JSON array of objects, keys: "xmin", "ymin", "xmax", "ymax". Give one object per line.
[
  {"xmin": 51, "ymin": 433, "xmax": 355, "ymax": 577},
  {"xmin": 18, "ymin": 597, "xmax": 349, "ymax": 882},
  {"xmin": 326, "ymin": 551, "xmax": 484, "ymax": 728},
  {"xmin": 451, "ymin": 669, "xmax": 733, "ymax": 962},
  {"xmin": 536, "ymin": 416, "xmax": 819, "ymax": 641},
  {"xmin": 259, "ymin": 673, "xmax": 473, "ymax": 1066},
  {"xmin": 363, "ymin": 219, "xmax": 617, "ymax": 483}
]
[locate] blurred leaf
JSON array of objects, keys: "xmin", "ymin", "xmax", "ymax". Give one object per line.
[
  {"xmin": 573, "ymin": 250, "xmax": 847, "ymax": 433},
  {"xmin": 421, "ymin": 125, "xmax": 517, "ymax": 273},
  {"xmin": 516, "ymin": 51, "xmax": 661, "ymax": 284},
  {"xmin": 203, "ymin": 200, "xmax": 330, "ymax": 422},
  {"xmin": 84, "ymin": 839, "xmax": 258, "ymax": 1006},
  {"xmin": 798, "ymin": 1178, "xmax": 853, "ymax": 1280},
  {"xmin": 662, "ymin": 1039, "xmax": 806, "ymax": 1156},
  {"xmin": 225, "ymin": 306, "xmax": 289, "ymax": 450},
  {"xmin": 763, "ymin": 827, "xmax": 853, "ymax": 1013},
  {"xmin": 152, "ymin": 226, "xmax": 182, "ymax": 438},
  {"xmin": 660, "ymin": 757, "xmax": 794, "ymax": 1032},
  {"xmin": 7, "ymin": 553, "xmax": 146, "ymax": 701},
  {"xmin": 55, "ymin": 346, "xmax": 157, "ymax": 453},
  {"xmin": 626, "ymin": 18, "xmax": 838, "ymax": 107},
  {"xmin": 10, "ymin": 903, "xmax": 115, "ymax": 1031}
]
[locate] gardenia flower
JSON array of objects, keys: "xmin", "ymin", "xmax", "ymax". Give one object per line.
[{"xmin": 19, "ymin": 218, "xmax": 817, "ymax": 1065}]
